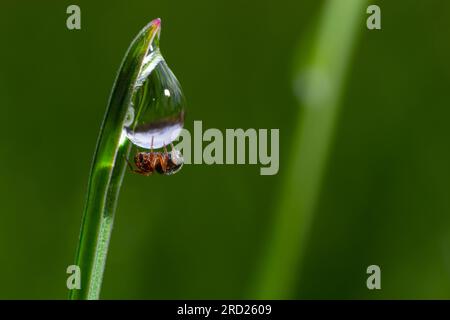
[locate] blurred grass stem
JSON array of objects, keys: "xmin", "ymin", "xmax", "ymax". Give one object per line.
[{"xmin": 254, "ymin": 0, "xmax": 368, "ymax": 298}]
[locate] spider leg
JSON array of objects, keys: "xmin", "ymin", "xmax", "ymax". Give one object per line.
[
  {"xmin": 150, "ymin": 153, "xmax": 159, "ymax": 168},
  {"xmin": 158, "ymin": 153, "xmax": 168, "ymax": 172},
  {"xmin": 134, "ymin": 169, "xmax": 152, "ymax": 176},
  {"xmin": 123, "ymin": 155, "xmax": 134, "ymax": 171}
]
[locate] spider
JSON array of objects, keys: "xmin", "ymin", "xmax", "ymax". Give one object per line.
[{"xmin": 125, "ymin": 138, "xmax": 183, "ymax": 176}]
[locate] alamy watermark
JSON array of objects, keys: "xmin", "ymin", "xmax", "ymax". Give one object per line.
[
  {"xmin": 172, "ymin": 121, "xmax": 279, "ymax": 176},
  {"xmin": 366, "ymin": 265, "xmax": 381, "ymax": 290},
  {"xmin": 66, "ymin": 265, "xmax": 81, "ymax": 290},
  {"xmin": 366, "ymin": 5, "xmax": 381, "ymax": 30},
  {"xmin": 66, "ymin": 5, "xmax": 81, "ymax": 30}
]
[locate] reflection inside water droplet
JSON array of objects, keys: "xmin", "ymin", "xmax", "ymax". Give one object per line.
[{"xmin": 124, "ymin": 29, "xmax": 185, "ymax": 150}]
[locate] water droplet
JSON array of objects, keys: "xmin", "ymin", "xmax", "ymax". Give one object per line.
[{"xmin": 124, "ymin": 20, "xmax": 185, "ymax": 150}]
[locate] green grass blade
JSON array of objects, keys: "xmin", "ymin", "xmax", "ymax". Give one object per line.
[
  {"xmin": 254, "ymin": 0, "xmax": 368, "ymax": 298},
  {"xmin": 69, "ymin": 19, "xmax": 161, "ymax": 300}
]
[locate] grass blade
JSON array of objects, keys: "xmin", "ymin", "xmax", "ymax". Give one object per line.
[
  {"xmin": 69, "ymin": 19, "xmax": 161, "ymax": 300},
  {"xmin": 254, "ymin": 0, "xmax": 368, "ymax": 298}
]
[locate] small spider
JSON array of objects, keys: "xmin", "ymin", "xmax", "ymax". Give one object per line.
[{"xmin": 125, "ymin": 138, "xmax": 183, "ymax": 176}]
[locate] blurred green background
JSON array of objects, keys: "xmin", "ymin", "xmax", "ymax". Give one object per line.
[{"xmin": 1, "ymin": 0, "xmax": 450, "ymax": 299}]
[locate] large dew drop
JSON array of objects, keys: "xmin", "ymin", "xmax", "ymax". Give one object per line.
[{"xmin": 124, "ymin": 19, "xmax": 185, "ymax": 150}]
